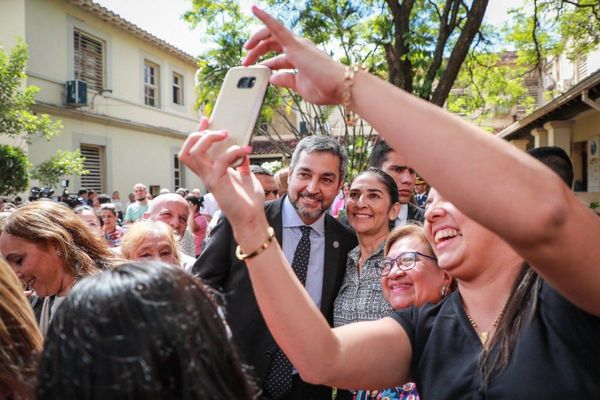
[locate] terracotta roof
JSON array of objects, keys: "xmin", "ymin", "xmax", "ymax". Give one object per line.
[
  {"xmin": 66, "ymin": 0, "xmax": 198, "ymax": 66},
  {"xmin": 251, "ymin": 138, "xmax": 298, "ymax": 155}
]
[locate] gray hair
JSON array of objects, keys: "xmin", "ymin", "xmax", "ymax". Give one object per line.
[
  {"xmin": 249, "ymin": 165, "xmax": 273, "ymax": 176},
  {"xmin": 290, "ymin": 136, "xmax": 347, "ymax": 181}
]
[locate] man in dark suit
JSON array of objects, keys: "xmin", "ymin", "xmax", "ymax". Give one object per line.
[
  {"xmin": 193, "ymin": 136, "xmax": 357, "ymax": 400},
  {"xmin": 369, "ymin": 139, "xmax": 425, "ymax": 225}
]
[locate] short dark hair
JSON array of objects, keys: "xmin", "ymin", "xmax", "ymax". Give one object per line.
[
  {"xmin": 77, "ymin": 189, "xmax": 87, "ymax": 196},
  {"xmin": 527, "ymin": 146, "xmax": 573, "ymax": 188},
  {"xmin": 250, "ymin": 165, "xmax": 274, "ymax": 176},
  {"xmin": 37, "ymin": 262, "xmax": 256, "ymax": 399},
  {"xmin": 369, "ymin": 139, "xmax": 394, "ymax": 169},
  {"xmin": 290, "ymin": 136, "xmax": 347, "ymax": 182},
  {"xmin": 185, "ymin": 195, "xmax": 204, "ymax": 211},
  {"xmin": 97, "ymin": 194, "xmax": 111, "ymax": 204}
]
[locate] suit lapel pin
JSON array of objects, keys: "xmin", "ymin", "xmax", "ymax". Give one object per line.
[{"xmin": 333, "ymin": 241, "xmax": 340, "ymax": 248}]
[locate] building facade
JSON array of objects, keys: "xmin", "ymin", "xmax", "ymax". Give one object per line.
[
  {"xmin": 498, "ymin": 47, "xmax": 600, "ymax": 206},
  {"xmin": 0, "ymin": 0, "xmax": 203, "ymax": 198}
]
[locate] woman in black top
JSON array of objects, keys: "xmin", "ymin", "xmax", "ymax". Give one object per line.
[{"xmin": 177, "ymin": 7, "xmax": 600, "ymax": 399}]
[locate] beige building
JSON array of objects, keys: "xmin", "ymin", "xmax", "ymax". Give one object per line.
[
  {"xmin": 498, "ymin": 49, "xmax": 600, "ymax": 206},
  {"xmin": 0, "ymin": 0, "xmax": 203, "ymax": 198}
]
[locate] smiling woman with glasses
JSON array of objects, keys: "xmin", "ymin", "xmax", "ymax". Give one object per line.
[
  {"xmin": 351, "ymin": 224, "xmax": 453, "ymax": 400},
  {"xmin": 378, "ymin": 251, "xmax": 438, "ymax": 276}
]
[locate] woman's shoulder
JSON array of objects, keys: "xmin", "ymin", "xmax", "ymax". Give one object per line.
[{"xmin": 390, "ymin": 291, "xmax": 458, "ymax": 339}]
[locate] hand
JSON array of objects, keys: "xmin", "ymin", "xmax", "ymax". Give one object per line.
[
  {"xmin": 178, "ymin": 118, "xmax": 266, "ymax": 228},
  {"xmin": 243, "ymin": 6, "xmax": 346, "ymax": 105}
]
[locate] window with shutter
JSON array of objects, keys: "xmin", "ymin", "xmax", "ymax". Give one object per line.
[
  {"xmin": 80, "ymin": 145, "xmax": 104, "ymax": 192},
  {"xmin": 74, "ymin": 30, "xmax": 104, "ymax": 91}
]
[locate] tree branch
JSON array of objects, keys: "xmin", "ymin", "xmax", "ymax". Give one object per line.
[{"xmin": 431, "ymin": 0, "xmax": 489, "ymax": 106}]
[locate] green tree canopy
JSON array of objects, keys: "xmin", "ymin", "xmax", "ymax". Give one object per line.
[
  {"xmin": 1, "ymin": 39, "xmax": 87, "ymax": 195},
  {"xmin": 30, "ymin": 150, "xmax": 88, "ymax": 188},
  {"xmin": 0, "ymin": 145, "xmax": 29, "ymax": 195},
  {"xmin": 0, "ymin": 39, "xmax": 61, "ymax": 143}
]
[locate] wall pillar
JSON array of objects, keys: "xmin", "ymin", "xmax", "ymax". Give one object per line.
[
  {"xmin": 509, "ymin": 139, "xmax": 530, "ymax": 152},
  {"xmin": 530, "ymin": 127, "xmax": 548, "ymax": 148},
  {"xmin": 543, "ymin": 120, "xmax": 573, "ymax": 154}
]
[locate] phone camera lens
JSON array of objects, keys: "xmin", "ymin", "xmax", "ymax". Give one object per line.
[{"xmin": 237, "ymin": 77, "xmax": 256, "ymax": 89}]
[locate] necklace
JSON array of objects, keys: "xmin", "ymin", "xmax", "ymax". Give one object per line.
[{"xmin": 464, "ymin": 303, "xmax": 507, "ymax": 346}]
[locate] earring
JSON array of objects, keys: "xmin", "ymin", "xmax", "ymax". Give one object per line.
[
  {"xmin": 440, "ymin": 284, "xmax": 449, "ymax": 298},
  {"xmin": 56, "ymin": 250, "xmax": 61, "ymax": 257}
]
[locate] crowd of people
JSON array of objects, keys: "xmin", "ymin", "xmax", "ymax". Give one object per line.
[{"xmin": 1, "ymin": 6, "xmax": 599, "ymax": 400}]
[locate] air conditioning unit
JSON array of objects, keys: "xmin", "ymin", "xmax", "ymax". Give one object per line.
[{"xmin": 66, "ymin": 80, "xmax": 87, "ymax": 106}]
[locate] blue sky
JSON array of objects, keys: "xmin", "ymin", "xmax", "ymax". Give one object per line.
[{"xmin": 95, "ymin": 0, "xmax": 525, "ymax": 57}]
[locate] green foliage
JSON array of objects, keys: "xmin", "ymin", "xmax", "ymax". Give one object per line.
[
  {"xmin": 447, "ymin": 51, "xmax": 532, "ymax": 126},
  {"xmin": 260, "ymin": 160, "xmax": 284, "ymax": 173},
  {"xmin": 0, "ymin": 39, "xmax": 62, "ymax": 143},
  {"xmin": 30, "ymin": 150, "xmax": 88, "ymax": 187},
  {"xmin": 0, "ymin": 144, "xmax": 29, "ymax": 195}
]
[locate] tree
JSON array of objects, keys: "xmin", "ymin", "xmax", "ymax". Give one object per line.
[
  {"xmin": 0, "ymin": 39, "xmax": 61, "ymax": 144},
  {"xmin": 185, "ymin": 1, "xmax": 495, "ymax": 177},
  {"xmin": 0, "ymin": 145, "xmax": 29, "ymax": 195},
  {"xmin": 264, "ymin": 0, "xmax": 490, "ymax": 106},
  {"xmin": 30, "ymin": 150, "xmax": 88, "ymax": 187},
  {"xmin": 0, "ymin": 40, "xmax": 86, "ymax": 195}
]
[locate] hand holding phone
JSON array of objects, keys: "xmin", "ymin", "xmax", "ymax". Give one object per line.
[{"xmin": 206, "ymin": 66, "xmax": 271, "ymax": 163}]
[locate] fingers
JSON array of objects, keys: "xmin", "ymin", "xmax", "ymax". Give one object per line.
[
  {"xmin": 188, "ymin": 130, "xmax": 227, "ymax": 157},
  {"xmin": 212, "ymin": 145, "xmax": 252, "ymax": 181},
  {"xmin": 251, "ymin": 6, "xmax": 297, "ymax": 46},
  {"xmin": 260, "ymin": 54, "xmax": 295, "ymax": 70},
  {"xmin": 178, "ymin": 130, "xmax": 227, "ymax": 177},
  {"xmin": 197, "ymin": 116, "xmax": 209, "ymax": 131},
  {"xmin": 243, "ymin": 37, "xmax": 283, "ymax": 66},
  {"xmin": 244, "ymin": 6, "xmax": 302, "ymax": 66},
  {"xmin": 270, "ymin": 72, "xmax": 297, "ymax": 91},
  {"xmin": 244, "ymin": 27, "xmax": 271, "ymax": 50},
  {"xmin": 236, "ymin": 154, "xmax": 251, "ymax": 176}
]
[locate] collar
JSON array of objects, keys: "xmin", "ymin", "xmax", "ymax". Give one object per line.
[{"xmin": 282, "ymin": 196, "xmax": 325, "ymax": 236}]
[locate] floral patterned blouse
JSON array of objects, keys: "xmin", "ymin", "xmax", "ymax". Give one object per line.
[
  {"xmin": 333, "ymin": 242, "xmax": 393, "ymax": 327},
  {"xmin": 354, "ymin": 382, "xmax": 419, "ymax": 400}
]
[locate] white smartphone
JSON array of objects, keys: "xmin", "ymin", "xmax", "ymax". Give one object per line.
[{"xmin": 206, "ymin": 65, "xmax": 272, "ymax": 163}]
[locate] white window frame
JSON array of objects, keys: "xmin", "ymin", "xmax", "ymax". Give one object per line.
[
  {"xmin": 172, "ymin": 72, "xmax": 184, "ymax": 105},
  {"xmin": 144, "ymin": 60, "xmax": 160, "ymax": 107}
]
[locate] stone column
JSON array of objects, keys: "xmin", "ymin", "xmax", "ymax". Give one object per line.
[
  {"xmin": 543, "ymin": 120, "xmax": 573, "ymax": 154},
  {"xmin": 510, "ymin": 139, "xmax": 530, "ymax": 152},
  {"xmin": 530, "ymin": 127, "xmax": 548, "ymax": 148}
]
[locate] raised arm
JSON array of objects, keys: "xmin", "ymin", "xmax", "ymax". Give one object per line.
[
  {"xmin": 243, "ymin": 6, "xmax": 600, "ymax": 315},
  {"xmin": 178, "ymin": 120, "xmax": 411, "ymax": 390}
]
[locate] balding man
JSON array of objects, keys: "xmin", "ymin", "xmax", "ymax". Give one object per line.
[
  {"xmin": 124, "ymin": 183, "xmax": 150, "ymax": 225},
  {"xmin": 143, "ymin": 193, "xmax": 196, "ymax": 271}
]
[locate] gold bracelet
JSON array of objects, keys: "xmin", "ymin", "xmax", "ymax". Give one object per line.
[
  {"xmin": 235, "ymin": 227, "xmax": 275, "ymax": 261},
  {"xmin": 342, "ymin": 64, "xmax": 362, "ymax": 126}
]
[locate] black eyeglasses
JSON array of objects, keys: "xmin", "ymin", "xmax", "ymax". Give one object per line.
[{"xmin": 376, "ymin": 251, "xmax": 437, "ymax": 276}]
